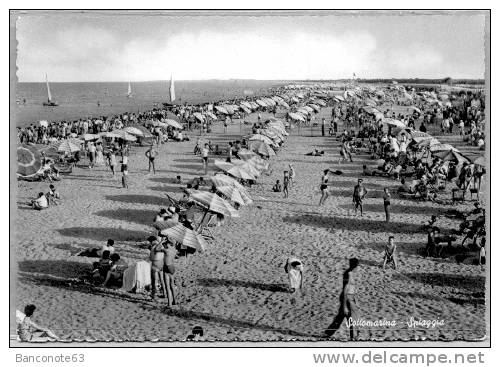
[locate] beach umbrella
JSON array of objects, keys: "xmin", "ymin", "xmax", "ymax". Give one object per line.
[
  {"xmin": 314, "ymin": 99, "xmax": 327, "ymax": 107},
  {"xmin": 83, "ymin": 133, "xmax": 100, "ymax": 141},
  {"xmin": 430, "ymin": 143, "xmax": 459, "ymax": 153},
  {"xmin": 39, "ymin": 120, "xmax": 48, "ymax": 127},
  {"xmin": 410, "ymin": 106, "xmax": 422, "ymax": 114},
  {"xmin": 248, "ymin": 140, "xmax": 276, "ymax": 157},
  {"xmin": 333, "ymin": 95, "xmax": 345, "ymax": 102},
  {"xmin": 211, "ymin": 174, "xmax": 249, "ymax": 195},
  {"xmin": 245, "ymin": 156, "xmax": 269, "ymax": 172},
  {"xmin": 123, "ymin": 126, "xmax": 145, "ymax": 137},
  {"xmin": 214, "ymin": 106, "xmax": 229, "ymax": 114},
  {"xmin": 214, "ymin": 159, "xmax": 256, "ymax": 180},
  {"xmin": 99, "ymin": 131, "xmax": 121, "ymax": 139},
  {"xmin": 308, "ymin": 104, "xmax": 321, "ymax": 113},
  {"xmin": 241, "ymin": 101, "xmax": 253, "ymax": 110},
  {"xmin": 385, "ymin": 119, "xmax": 406, "ymax": 129},
  {"xmin": 111, "ymin": 130, "xmax": 137, "ymax": 141},
  {"xmin": 215, "ymin": 185, "xmax": 246, "ymax": 206},
  {"xmin": 236, "ymin": 148, "xmax": 257, "ymax": 160},
  {"xmin": 17, "ymin": 144, "xmax": 43, "ymax": 177},
  {"xmin": 186, "ymin": 189, "xmax": 239, "ymax": 218},
  {"xmin": 154, "ymin": 220, "xmax": 207, "ymax": 252},
  {"xmin": 193, "ymin": 113, "xmax": 205, "ymax": 122},
  {"xmin": 260, "ymin": 129, "xmax": 280, "ymax": 141},
  {"xmin": 232, "ymin": 159, "xmax": 261, "ymax": 177},
  {"xmin": 288, "ymin": 112, "xmax": 305, "ymax": 122},
  {"xmin": 52, "ymin": 139, "xmax": 81, "ymax": 154},
  {"xmin": 364, "ymin": 99, "xmax": 377, "ymax": 107},
  {"xmin": 128, "ymin": 124, "xmax": 153, "ymax": 138},
  {"xmin": 302, "ymin": 106, "xmax": 314, "ymax": 114},
  {"xmin": 205, "ymin": 112, "xmax": 217, "ymax": 120},
  {"xmin": 408, "ymin": 130, "xmax": 430, "ymax": 138},
  {"xmin": 255, "ymin": 100, "xmax": 267, "ymax": 108},
  {"xmin": 249, "ymin": 102, "xmax": 259, "ymax": 110},
  {"xmin": 474, "ymin": 156, "xmax": 486, "ymax": 167},
  {"xmin": 249, "ymin": 134, "xmax": 276, "ymax": 147},
  {"xmin": 224, "ymin": 105, "xmax": 235, "ymax": 115},
  {"xmin": 433, "ymin": 150, "xmax": 470, "ymax": 163},
  {"xmin": 414, "ymin": 137, "xmax": 440, "ymax": 147},
  {"xmin": 164, "ymin": 119, "xmax": 183, "ymax": 129},
  {"xmin": 239, "ymin": 104, "xmax": 252, "ymax": 114}
]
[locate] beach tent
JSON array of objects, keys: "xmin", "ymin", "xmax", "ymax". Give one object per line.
[{"xmin": 17, "ymin": 144, "xmax": 43, "ymax": 177}]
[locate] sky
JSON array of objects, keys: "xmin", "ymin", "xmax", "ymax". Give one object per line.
[{"xmin": 15, "ymin": 11, "xmax": 487, "ymax": 82}]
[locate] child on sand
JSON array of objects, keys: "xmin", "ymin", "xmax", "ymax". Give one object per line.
[
  {"xmin": 284, "ymin": 254, "xmax": 303, "ymax": 293},
  {"xmin": 272, "ymin": 180, "xmax": 282, "ymax": 192},
  {"xmin": 382, "ymin": 236, "xmax": 397, "ymax": 270}
]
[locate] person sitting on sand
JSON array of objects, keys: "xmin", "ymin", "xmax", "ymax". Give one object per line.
[
  {"xmin": 397, "ymin": 178, "xmax": 414, "ymax": 194},
  {"xmin": 362, "ymin": 164, "xmax": 375, "ymax": 176},
  {"xmin": 382, "ymin": 236, "xmax": 397, "ymax": 270},
  {"xmin": 155, "ymin": 208, "xmax": 168, "ymax": 222},
  {"xmin": 46, "ymin": 184, "xmax": 60, "ymax": 206},
  {"xmin": 166, "ymin": 206, "xmax": 179, "ymax": 222},
  {"xmin": 306, "ymin": 149, "xmax": 325, "ymax": 156},
  {"xmin": 284, "ymin": 253, "xmax": 304, "ymax": 294},
  {"xmin": 29, "ymin": 192, "xmax": 48, "ymax": 210},
  {"xmin": 175, "ymin": 175, "xmax": 182, "ymax": 184},
  {"xmin": 272, "ymin": 180, "xmax": 282, "ymax": 192},
  {"xmin": 186, "ymin": 326, "xmax": 204, "ymax": 341},
  {"xmin": 92, "ymin": 250, "xmax": 112, "ymax": 283},
  {"xmin": 103, "ymin": 253, "xmax": 127, "ymax": 287},
  {"xmin": 17, "ymin": 304, "xmax": 59, "ymax": 342}
]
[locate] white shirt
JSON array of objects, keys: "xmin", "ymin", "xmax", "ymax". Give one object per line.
[{"xmin": 35, "ymin": 195, "xmax": 48, "ymax": 208}]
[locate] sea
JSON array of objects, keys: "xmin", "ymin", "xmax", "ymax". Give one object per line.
[{"xmin": 14, "ymin": 80, "xmax": 285, "ymax": 127}]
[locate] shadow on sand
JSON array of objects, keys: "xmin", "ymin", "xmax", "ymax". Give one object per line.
[
  {"xmin": 282, "ymin": 214, "xmax": 423, "ymax": 234},
  {"xmin": 95, "ymin": 208, "xmax": 157, "ymax": 225},
  {"xmin": 57, "ymin": 227, "xmax": 150, "ymax": 242},
  {"xmin": 105, "ymin": 194, "xmax": 172, "ymax": 206},
  {"xmin": 198, "ymin": 277, "xmax": 289, "ymax": 293}
]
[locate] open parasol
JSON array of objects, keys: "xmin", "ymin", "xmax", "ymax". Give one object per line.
[
  {"xmin": 185, "ymin": 189, "xmax": 239, "ymax": 217},
  {"xmin": 52, "ymin": 139, "xmax": 81, "ymax": 154},
  {"xmin": 247, "ymin": 140, "xmax": 276, "ymax": 157},
  {"xmin": 153, "ymin": 220, "xmax": 207, "ymax": 252},
  {"xmin": 17, "ymin": 144, "xmax": 43, "ymax": 177}
]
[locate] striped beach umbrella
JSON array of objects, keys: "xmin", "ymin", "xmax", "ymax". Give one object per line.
[
  {"xmin": 17, "ymin": 144, "xmax": 43, "ymax": 177},
  {"xmin": 185, "ymin": 189, "xmax": 239, "ymax": 218},
  {"xmin": 215, "ymin": 185, "xmax": 246, "ymax": 206},
  {"xmin": 127, "ymin": 124, "xmax": 153, "ymax": 138},
  {"xmin": 231, "ymin": 159, "xmax": 261, "ymax": 177},
  {"xmin": 110, "ymin": 130, "xmax": 137, "ymax": 141},
  {"xmin": 211, "ymin": 173, "xmax": 249, "ymax": 194},
  {"xmin": 214, "ymin": 159, "xmax": 256, "ymax": 180},
  {"xmin": 154, "ymin": 220, "xmax": 207, "ymax": 252},
  {"xmin": 214, "ymin": 106, "xmax": 229, "ymax": 114},
  {"xmin": 248, "ymin": 140, "xmax": 276, "ymax": 157},
  {"xmin": 236, "ymin": 148, "xmax": 257, "ymax": 161},
  {"xmin": 52, "ymin": 139, "xmax": 81, "ymax": 154},
  {"xmin": 123, "ymin": 126, "xmax": 145, "ymax": 137},
  {"xmin": 430, "ymin": 143, "xmax": 458, "ymax": 153},
  {"xmin": 249, "ymin": 134, "xmax": 276, "ymax": 147},
  {"xmin": 163, "ymin": 119, "xmax": 183, "ymax": 129},
  {"xmin": 432, "ymin": 150, "xmax": 470, "ymax": 164}
]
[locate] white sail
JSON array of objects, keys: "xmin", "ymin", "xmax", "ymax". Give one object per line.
[
  {"xmin": 46, "ymin": 74, "xmax": 52, "ymax": 102},
  {"xmin": 127, "ymin": 81, "xmax": 132, "ymax": 97},
  {"xmin": 169, "ymin": 75, "xmax": 175, "ymax": 102}
]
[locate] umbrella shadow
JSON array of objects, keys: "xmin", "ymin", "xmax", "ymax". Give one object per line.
[
  {"xmin": 57, "ymin": 226, "xmax": 150, "ymax": 242},
  {"xmin": 105, "ymin": 194, "xmax": 172, "ymax": 206},
  {"xmin": 19, "ymin": 273, "xmax": 322, "ymax": 340},
  {"xmin": 282, "ymin": 214, "xmax": 423, "ymax": 234},
  {"xmin": 148, "ymin": 185, "xmax": 184, "ymax": 194},
  {"xmin": 95, "ymin": 208, "xmax": 157, "ymax": 225},
  {"xmin": 338, "ymin": 203, "xmax": 453, "ymax": 216},
  {"xmin": 392, "ymin": 291, "xmax": 485, "ymax": 307},
  {"xmin": 198, "ymin": 277, "xmax": 289, "ymax": 293},
  {"xmin": 18, "ymin": 259, "xmax": 90, "ymax": 278}
]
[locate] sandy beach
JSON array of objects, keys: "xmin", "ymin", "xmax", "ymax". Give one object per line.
[{"xmin": 13, "ymin": 107, "xmax": 486, "ymax": 342}]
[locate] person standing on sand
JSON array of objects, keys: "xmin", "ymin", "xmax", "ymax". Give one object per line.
[
  {"xmin": 283, "ymin": 171, "xmax": 290, "ymax": 198},
  {"xmin": 145, "ymin": 144, "xmax": 159, "ymax": 174},
  {"xmin": 288, "ymin": 164, "xmax": 295, "ymax": 188},
  {"xmin": 382, "ymin": 236, "xmax": 397, "ymax": 270},
  {"xmin": 382, "ymin": 187, "xmax": 391, "ymax": 222},
  {"xmin": 148, "ymin": 236, "xmax": 166, "ymax": 301},
  {"xmin": 162, "ymin": 238, "xmax": 177, "ymax": 307},
  {"xmin": 201, "ymin": 143, "xmax": 209, "ymax": 175},
  {"xmin": 353, "ymin": 179, "xmax": 367, "ymax": 216},
  {"xmin": 121, "ymin": 154, "xmax": 129, "ymax": 189},
  {"xmin": 325, "ymin": 258, "xmax": 359, "ymax": 340},
  {"xmin": 284, "ymin": 253, "xmax": 303, "ymax": 294},
  {"xmin": 319, "ymin": 169, "xmax": 332, "ymax": 206},
  {"xmin": 109, "ymin": 150, "xmax": 117, "ymax": 176}
]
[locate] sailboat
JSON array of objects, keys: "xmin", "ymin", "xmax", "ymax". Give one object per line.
[
  {"xmin": 163, "ymin": 75, "xmax": 176, "ymax": 107},
  {"xmin": 127, "ymin": 81, "xmax": 132, "ymax": 98},
  {"xmin": 42, "ymin": 74, "xmax": 58, "ymax": 106}
]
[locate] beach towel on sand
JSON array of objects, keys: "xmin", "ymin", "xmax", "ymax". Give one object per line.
[{"xmin": 122, "ymin": 261, "xmax": 151, "ymax": 292}]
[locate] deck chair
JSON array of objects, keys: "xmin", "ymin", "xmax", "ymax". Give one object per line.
[{"xmin": 196, "ymin": 212, "xmax": 216, "ymax": 242}]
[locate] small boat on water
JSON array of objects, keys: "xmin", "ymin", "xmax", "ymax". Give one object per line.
[
  {"xmin": 127, "ymin": 81, "xmax": 132, "ymax": 98},
  {"xmin": 42, "ymin": 74, "xmax": 58, "ymax": 106}
]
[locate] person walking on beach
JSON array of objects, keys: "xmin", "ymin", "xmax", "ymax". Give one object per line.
[
  {"xmin": 382, "ymin": 187, "xmax": 391, "ymax": 223},
  {"xmin": 162, "ymin": 238, "xmax": 177, "ymax": 306},
  {"xmin": 88, "ymin": 142, "xmax": 96, "ymax": 169},
  {"xmin": 319, "ymin": 169, "xmax": 332, "ymax": 206},
  {"xmin": 353, "ymin": 179, "xmax": 367, "ymax": 216},
  {"xmin": 145, "ymin": 144, "xmax": 159, "ymax": 174},
  {"xmin": 325, "ymin": 258, "xmax": 359, "ymax": 340},
  {"xmin": 284, "ymin": 253, "xmax": 304, "ymax": 294},
  {"xmin": 201, "ymin": 143, "xmax": 209, "ymax": 175},
  {"xmin": 288, "ymin": 164, "xmax": 295, "ymax": 188},
  {"xmin": 382, "ymin": 236, "xmax": 398, "ymax": 270},
  {"xmin": 283, "ymin": 170, "xmax": 290, "ymax": 198},
  {"xmin": 121, "ymin": 154, "xmax": 129, "ymax": 189}
]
